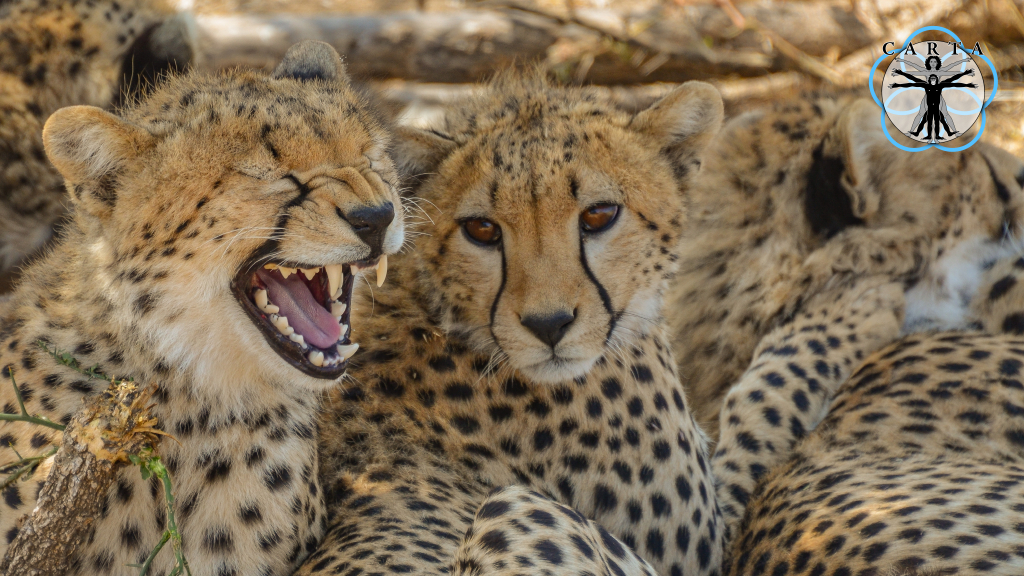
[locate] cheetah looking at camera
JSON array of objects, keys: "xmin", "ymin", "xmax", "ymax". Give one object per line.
[
  {"xmin": 293, "ymin": 72, "xmax": 918, "ymax": 576},
  {"xmin": 0, "ymin": 42, "xmax": 403, "ymax": 576},
  {"xmin": 1, "ymin": 0, "xmax": 195, "ymax": 284}
]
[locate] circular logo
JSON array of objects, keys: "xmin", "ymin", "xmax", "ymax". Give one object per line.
[{"xmin": 881, "ymin": 41, "xmax": 985, "ymax": 144}]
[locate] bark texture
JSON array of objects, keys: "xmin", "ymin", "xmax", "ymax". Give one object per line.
[{"xmin": 0, "ymin": 382, "xmax": 156, "ymax": 576}]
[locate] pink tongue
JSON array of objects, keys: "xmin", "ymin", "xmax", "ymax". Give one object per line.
[{"xmin": 256, "ymin": 269, "xmax": 341, "ymax": 349}]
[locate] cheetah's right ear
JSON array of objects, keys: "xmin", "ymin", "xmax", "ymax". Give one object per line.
[
  {"xmin": 391, "ymin": 126, "xmax": 458, "ymax": 193},
  {"xmin": 273, "ymin": 40, "xmax": 349, "ymax": 85},
  {"xmin": 43, "ymin": 106, "xmax": 154, "ymax": 219},
  {"xmin": 632, "ymin": 81, "xmax": 724, "ymax": 182},
  {"xmin": 836, "ymin": 99, "xmax": 891, "ymax": 220}
]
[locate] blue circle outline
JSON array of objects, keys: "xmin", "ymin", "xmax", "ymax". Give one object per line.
[{"xmin": 869, "ymin": 26, "xmax": 998, "ymax": 152}]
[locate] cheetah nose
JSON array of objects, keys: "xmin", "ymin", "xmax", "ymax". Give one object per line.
[
  {"xmin": 343, "ymin": 202, "xmax": 394, "ymax": 257},
  {"xmin": 521, "ymin": 310, "xmax": 576, "ymax": 348}
]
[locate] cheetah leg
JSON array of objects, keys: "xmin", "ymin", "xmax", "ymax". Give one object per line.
[
  {"xmin": 452, "ymin": 485, "xmax": 657, "ymax": 576},
  {"xmin": 711, "ymin": 276, "xmax": 905, "ymax": 534}
]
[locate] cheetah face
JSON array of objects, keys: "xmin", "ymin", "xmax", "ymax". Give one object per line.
[
  {"xmin": 43, "ymin": 42, "xmax": 404, "ymax": 387},
  {"xmin": 395, "ymin": 77, "xmax": 722, "ymax": 383}
]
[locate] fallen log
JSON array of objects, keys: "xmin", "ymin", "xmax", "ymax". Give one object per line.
[
  {"xmin": 193, "ymin": 0, "xmax": 1021, "ymax": 85},
  {"xmin": 0, "ymin": 376, "xmax": 160, "ymax": 576},
  {"xmin": 196, "ymin": 8, "xmax": 775, "ymax": 83}
]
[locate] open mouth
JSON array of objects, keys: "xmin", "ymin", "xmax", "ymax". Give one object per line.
[{"xmin": 231, "ymin": 255, "xmax": 387, "ymax": 379}]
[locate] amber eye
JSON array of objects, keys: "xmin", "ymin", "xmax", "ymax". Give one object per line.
[
  {"xmin": 580, "ymin": 204, "xmax": 620, "ymax": 233},
  {"xmin": 462, "ymin": 218, "xmax": 502, "ymax": 246}
]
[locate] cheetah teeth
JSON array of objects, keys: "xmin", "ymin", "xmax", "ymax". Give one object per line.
[
  {"xmin": 348, "ymin": 256, "xmax": 388, "ymax": 287},
  {"xmin": 325, "ymin": 264, "xmax": 343, "ymax": 299},
  {"xmin": 254, "ymin": 289, "xmax": 280, "ymax": 315},
  {"xmin": 256, "ymin": 285, "xmax": 357, "ymax": 366},
  {"xmin": 375, "ymin": 255, "xmax": 387, "ymax": 287}
]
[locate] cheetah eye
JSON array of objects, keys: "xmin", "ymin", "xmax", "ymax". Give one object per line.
[
  {"xmin": 462, "ymin": 218, "xmax": 502, "ymax": 246},
  {"xmin": 580, "ymin": 204, "xmax": 620, "ymax": 233}
]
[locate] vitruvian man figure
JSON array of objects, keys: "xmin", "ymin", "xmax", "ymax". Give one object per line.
[{"xmin": 888, "ymin": 54, "xmax": 977, "ymax": 141}]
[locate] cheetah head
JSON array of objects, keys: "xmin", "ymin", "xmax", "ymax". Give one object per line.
[
  {"xmin": 395, "ymin": 73, "xmax": 722, "ymax": 383},
  {"xmin": 41, "ymin": 41, "xmax": 404, "ymax": 388}
]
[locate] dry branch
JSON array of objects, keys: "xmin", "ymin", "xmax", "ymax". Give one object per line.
[
  {"xmin": 196, "ymin": 8, "xmax": 774, "ymax": 83},
  {"xmin": 0, "ymin": 381, "xmax": 159, "ymax": 576},
  {"xmin": 193, "ymin": 0, "xmax": 1020, "ymax": 85}
]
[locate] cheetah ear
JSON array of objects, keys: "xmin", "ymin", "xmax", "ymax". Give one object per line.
[
  {"xmin": 273, "ymin": 40, "xmax": 349, "ymax": 85},
  {"xmin": 43, "ymin": 105, "xmax": 154, "ymax": 219},
  {"xmin": 632, "ymin": 81, "xmax": 724, "ymax": 182},
  {"xmin": 836, "ymin": 99, "xmax": 890, "ymax": 220},
  {"xmin": 391, "ymin": 126, "xmax": 458, "ymax": 193},
  {"xmin": 114, "ymin": 13, "xmax": 198, "ymax": 108}
]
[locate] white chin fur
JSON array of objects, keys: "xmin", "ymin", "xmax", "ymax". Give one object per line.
[
  {"xmin": 903, "ymin": 235, "xmax": 1021, "ymax": 334},
  {"xmin": 517, "ymin": 356, "xmax": 599, "ymax": 385}
]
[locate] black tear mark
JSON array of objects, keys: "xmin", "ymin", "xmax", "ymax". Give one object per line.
[
  {"xmin": 488, "ymin": 244, "xmax": 508, "ymax": 346},
  {"xmin": 240, "ymin": 175, "xmax": 314, "ymax": 272},
  {"xmin": 579, "ymin": 233, "xmax": 616, "ymax": 342}
]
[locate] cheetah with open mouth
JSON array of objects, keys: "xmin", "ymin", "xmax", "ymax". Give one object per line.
[{"xmin": 0, "ymin": 41, "xmax": 403, "ymax": 576}]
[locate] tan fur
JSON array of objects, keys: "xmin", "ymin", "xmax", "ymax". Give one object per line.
[
  {"xmin": 0, "ymin": 0, "xmax": 195, "ymax": 281},
  {"xmin": 723, "ymin": 250, "xmax": 1024, "ymax": 575},
  {"xmin": 298, "ymin": 72, "xmax": 732, "ymax": 576},
  {"xmin": 0, "ymin": 42, "xmax": 403, "ymax": 576},
  {"xmin": 668, "ymin": 97, "xmax": 1024, "ymax": 439}
]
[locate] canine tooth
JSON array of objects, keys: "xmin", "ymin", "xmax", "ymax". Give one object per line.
[
  {"xmin": 279, "ymin": 266, "xmax": 295, "ymax": 279},
  {"xmin": 337, "ymin": 342, "xmax": 359, "ymax": 360},
  {"xmin": 302, "ymin": 267, "xmax": 319, "ymax": 281},
  {"xmin": 309, "ymin": 350, "xmax": 325, "ymax": 367},
  {"xmin": 264, "ymin": 304, "xmax": 280, "ymax": 314},
  {"xmin": 272, "ymin": 314, "xmax": 290, "ymax": 332},
  {"xmin": 331, "ymin": 302, "xmax": 346, "ymax": 316},
  {"xmin": 264, "ymin": 263, "xmax": 279, "ymax": 270},
  {"xmin": 325, "ymin": 264, "xmax": 343, "ymax": 299},
  {"xmin": 289, "ymin": 333, "xmax": 305, "ymax": 346},
  {"xmin": 255, "ymin": 289, "xmax": 268, "ymax": 310},
  {"xmin": 375, "ymin": 255, "xmax": 388, "ymax": 287}
]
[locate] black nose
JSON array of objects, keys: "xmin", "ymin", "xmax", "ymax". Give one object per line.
[
  {"xmin": 521, "ymin": 310, "xmax": 576, "ymax": 348},
  {"xmin": 343, "ymin": 202, "xmax": 394, "ymax": 256}
]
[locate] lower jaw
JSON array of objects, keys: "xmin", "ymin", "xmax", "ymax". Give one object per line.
[
  {"xmin": 231, "ymin": 266, "xmax": 357, "ymax": 380},
  {"xmin": 518, "ymin": 355, "xmax": 598, "ymax": 384}
]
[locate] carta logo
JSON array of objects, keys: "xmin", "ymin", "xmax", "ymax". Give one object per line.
[{"xmin": 869, "ymin": 27, "xmax": 998, "ymax": 152}]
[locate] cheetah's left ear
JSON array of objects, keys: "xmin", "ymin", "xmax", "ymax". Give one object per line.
[
  {"xmin": 273, "ymin": 40, "xmax": 349, "ymax": 85},
  {"xmin": 43, "ymin": 105, "xmax": 155, "ymax": 219},
  {"xmin": 632, "ymin": 81, "xmax": 724, "ymax": 181}
]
